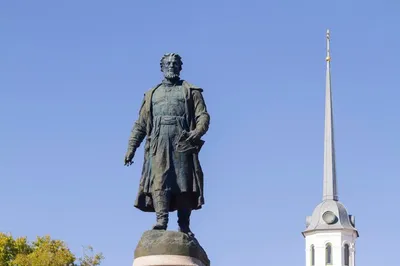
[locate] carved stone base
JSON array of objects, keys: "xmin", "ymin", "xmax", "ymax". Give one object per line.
[{"xmin": 133, "ymin": 230, "xmax": 210, "ymax": 266}]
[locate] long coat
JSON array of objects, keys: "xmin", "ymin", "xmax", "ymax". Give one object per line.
[{"xmin": 127, "ymin": 80, "xmax": 210, "ymax": 212}]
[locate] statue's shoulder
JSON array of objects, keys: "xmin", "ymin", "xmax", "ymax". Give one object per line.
[
  {"xmin": 182, "ymin": 80, "xmax": 203, "ymax": 92},
  {"xmin": 143, "ymin": 83, "xmax": 163, "ymax": 99}
]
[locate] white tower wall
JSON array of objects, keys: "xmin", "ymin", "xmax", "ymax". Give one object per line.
[{"xmin": 305, "ymin": 231, "xmax": 357, "ymax": 266}]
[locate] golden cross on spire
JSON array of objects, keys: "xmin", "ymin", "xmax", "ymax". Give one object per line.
[{"xmin": 326, "ymin": 29, "xmax": 331, "ymax": 62}]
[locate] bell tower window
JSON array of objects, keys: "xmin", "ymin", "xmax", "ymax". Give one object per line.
[
  {"xmin": 310, "ymin": 245, "xmax": 315, "ymax": 266},
  {"xmin": 344, "ymin": 244, "xmax": 350, "ymax": 266},
  {"xmin": 325, "ymin": 243, "xmax": 332, "ymax": 265}
]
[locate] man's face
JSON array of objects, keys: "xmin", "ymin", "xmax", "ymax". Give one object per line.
[{"xmin": 162, "ymin": 56, "xmax": 181, "ymax": 79}]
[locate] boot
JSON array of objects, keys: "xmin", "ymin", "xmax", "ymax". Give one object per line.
[
  {"xmin": 152, "ymin": 190, "xmax": 170, "ymax": 230},
  {"xmin": 178, "ymin": 209, "xmax": 194, "ymax": 237}
]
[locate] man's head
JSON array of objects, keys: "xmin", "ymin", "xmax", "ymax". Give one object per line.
[{"xmin": 160, "ymin": 53, "xmax": 183, "ymax": 80}]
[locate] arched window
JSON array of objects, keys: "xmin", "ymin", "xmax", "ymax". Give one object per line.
[
  {"xmin": 310, "ymin": 245, "xmax": 315, "ymax": 266},
  {"xmin": 344, "ymin": 244, "xmax": 350, "ymax": 266},
  {"xmin": 325, "ymin": 243, "xmax": 332, "ymax": 265}
]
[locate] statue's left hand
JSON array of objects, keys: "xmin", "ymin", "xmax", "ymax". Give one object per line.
[
  {"xmin": 124, "ymin": 150, "xmax": 135, "ymax": 166},
  {"xmin": 186, "ymin": 130, "xmax": 200, "ymax": 142}
]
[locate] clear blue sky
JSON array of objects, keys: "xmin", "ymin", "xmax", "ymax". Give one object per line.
[{"xmin": 1, "ymin": 1, "xmax": 399, "ymax": 265}]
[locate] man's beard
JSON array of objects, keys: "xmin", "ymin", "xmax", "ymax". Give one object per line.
[{"xmin": 164, "ymin": 70, "xmax": 180, "ymax": 80}]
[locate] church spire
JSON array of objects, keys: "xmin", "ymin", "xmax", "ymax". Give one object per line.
[{"xmin": 322, "ymin": 29, "xmax": 338, "ymax": 201}]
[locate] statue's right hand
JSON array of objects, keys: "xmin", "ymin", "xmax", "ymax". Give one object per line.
[{"xmin": 124, "ymin": 150, "xmax": 135, "ymax": 166}]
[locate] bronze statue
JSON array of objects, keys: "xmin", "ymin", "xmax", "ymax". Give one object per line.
[{"xmin": 124, "ymin": 53, "xmax": 210, "ymax": 236}]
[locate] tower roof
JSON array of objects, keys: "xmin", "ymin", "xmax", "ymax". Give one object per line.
[{"xmin": 303, "ymin": 30, "xmax": 358, "ymax": 237}]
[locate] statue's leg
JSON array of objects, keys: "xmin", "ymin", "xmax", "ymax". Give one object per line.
[
  {"xmin": 152, "ymin": 190, "xmax": 170, "ymax": 230},
  {"xmin": 177, "ymin": 193, "xmax": 194, "ymax": 237},
  {"xmin": 178, "ymin": 208, "xmax": 194, "ymax": 236}
]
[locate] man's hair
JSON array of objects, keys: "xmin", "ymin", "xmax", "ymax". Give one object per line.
[{"xmin": 160, "ymin": 53, "xmax": 183, "ymax": 72}]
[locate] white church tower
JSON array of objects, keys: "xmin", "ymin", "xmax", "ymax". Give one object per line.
[{"xmin": 302, "ymin": 30, "xmax": 359, "ymax": 266}]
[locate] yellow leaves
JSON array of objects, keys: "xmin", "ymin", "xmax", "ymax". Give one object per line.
[
  {"xmin": 0, "ymin": 233, "xmax": 103, "ymax": 266},
  {"xmin": 10, "ymin": 235, "xmax": 75, "ymax": 266},
  {"xmin": 79, "ymin": 246, "xmax": 104, "ymax": 266},
  {"xmin": 0, "ymin": 233, "xmax": 31, "ymax": 266},
  {"xmin": 14, "ymin": 237, "xmax": 31, "ymax": 255}
]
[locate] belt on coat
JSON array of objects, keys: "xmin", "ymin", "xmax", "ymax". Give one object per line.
[{"xmin": 157, "ymin": 115, "xmax": 185, "ymax": 125}]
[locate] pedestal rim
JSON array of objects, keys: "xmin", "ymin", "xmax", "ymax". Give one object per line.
[{"xmin": 133, "ymin": 254, "xmax": 206, "ymax": 266}]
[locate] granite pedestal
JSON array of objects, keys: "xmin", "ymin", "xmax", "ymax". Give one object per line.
[{"xmin": 133, "ymin": 230, "xmax": 210, "ymax": 266}]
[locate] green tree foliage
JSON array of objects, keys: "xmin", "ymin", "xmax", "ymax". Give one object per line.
[{"xmin": 0, "ymin": 233, "xmax": 103, "ymax": 266}]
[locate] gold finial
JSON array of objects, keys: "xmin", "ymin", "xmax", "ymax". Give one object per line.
[{"xmin": 326, "ymin": 29, "xmax": 331, "ymax": 62}]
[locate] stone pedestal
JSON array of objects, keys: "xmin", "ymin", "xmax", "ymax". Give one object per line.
[{"xmin": 133, "ymin": 230, "xmax": 210, "ymax": 266}]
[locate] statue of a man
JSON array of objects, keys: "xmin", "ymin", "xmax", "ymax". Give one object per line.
[{"xmin": 124, "ymin": 53, "xmax": 210, "ymax": 236}]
